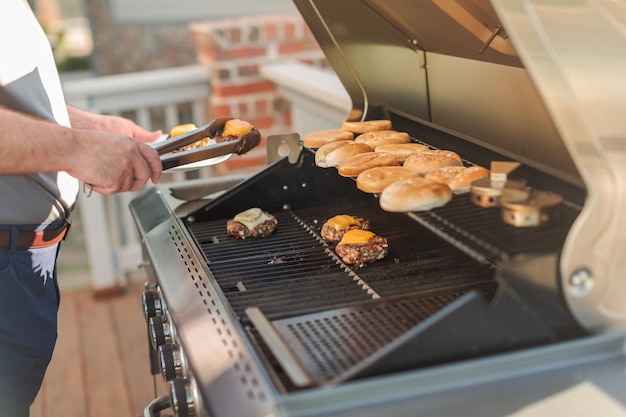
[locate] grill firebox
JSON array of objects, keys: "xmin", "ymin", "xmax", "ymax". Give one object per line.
[{"xmin": 169, "ymin": 146, "xmax": 582, "ymax": 392}]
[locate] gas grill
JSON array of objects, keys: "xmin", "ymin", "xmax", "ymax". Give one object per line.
[{"xmin": 131, "ymin": 1, "xmax": 626, "ymax": 416}]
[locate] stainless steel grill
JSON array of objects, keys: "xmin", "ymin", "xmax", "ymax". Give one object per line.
[{"xmin": 131, "ymin": 1, "xmax": 626, "ymax": 416}]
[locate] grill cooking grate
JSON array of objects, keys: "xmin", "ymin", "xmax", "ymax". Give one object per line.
[
  {"xmin": 187, "ymin": 198, "xmax": 497, "ymax": 322},
  {"xmin": 267, "ymin": 284, "xmax": 496, "ymax": 386},
  {"xmin": 185, "ymin": 193, "xmax": 575, "ymax": 388}
]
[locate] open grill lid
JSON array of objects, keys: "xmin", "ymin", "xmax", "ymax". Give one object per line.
[{"xmin": 295, "ymin": 0, "xmax": 626, "ymax": 331}]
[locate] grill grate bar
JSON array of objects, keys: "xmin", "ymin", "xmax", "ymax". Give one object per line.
[
  {"xmin": 267, "ymin": 283, "xmax": 497, "ymax": 386},
  {"xmin": 188, "ymin": 200, "xmax": 502, "ymax": 321}
]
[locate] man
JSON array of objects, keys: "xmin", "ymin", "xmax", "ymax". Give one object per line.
[{"xmin": 0, "ymin": 1, "xmax": 163, "ymax": 415}]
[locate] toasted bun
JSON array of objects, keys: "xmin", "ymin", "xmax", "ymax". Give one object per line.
[
  {"xmin": 424, "ymin": 166, "xmax": 467, "ymax": 184},
  {"xmin": 380, "ymin": 177, "xmax": 452, "ymax": 212},
  {"xmin": 324, "ymin": 142, "xmax": 373, "ymax": 167},
  {"xmin": 341, "ymin": 120, "xmax": 392, "ymax": 134},
  {"xmin": 403, "ymin": 150, "xmax": 463, "ymax": 175},
  {"xmin": 302, "ymin": 129, "xmax": 354, "ymax": 149},
  {"xmin": 337, "ymin": 152, "xmax": 399, "ymax": 177},
  {"xmin": 354, "ymin": 130, "xmax": 410, "ymax": 150},
  {"xmin": 449, "ymin": 166, "xmax": 490, "ymax": 194},
  {"xmin": 375, "ymin": 143, "xmax": 429, "ymax": 162},
  {"xmin": 315, "ymin": 140, "xmax": 354, "ymax": 167},
  {"xmin": 356, "ymin": 166, "xmax": 422, "ymax": 194}
]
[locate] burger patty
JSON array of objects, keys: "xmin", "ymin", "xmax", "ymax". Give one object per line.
[
  {"xmin": 215, "ymin": 128, "xmax": 261, "ymax": 155},
  {"xmin": 335, "ymin": 235, "xmax": 388, "ymax": 267},
  {"xmin": 226, "ymin": 215, "xmax": 278, "ymax": 239},
  {"xmin": 321, "ymin": 217, "xmax": 370, "ymax": 243}
]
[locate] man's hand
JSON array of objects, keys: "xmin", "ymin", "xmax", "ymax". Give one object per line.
[
  {"xmin": 66, "ymin": 106, "xmax": 163, "ymax": 193},
  {"xmin": 0, "ymin": 105, "xmax": 163, "ymax": 194},
  {"xmin": 67, "ymin": 129, "xmax": 162, "ymax": 194},
  {"xmin": 68, "ymin": 106, "xmax": 162, "ymax": 143}
]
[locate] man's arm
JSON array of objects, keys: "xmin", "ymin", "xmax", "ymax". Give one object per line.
[{"xmin": 0, "ymin": 105, "xmax": 162, "ymax": 194}]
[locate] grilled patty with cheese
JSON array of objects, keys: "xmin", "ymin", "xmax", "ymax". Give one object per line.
[{"xmin": 226, "ymin": 208, "xmax": 278, "ymax": 239}]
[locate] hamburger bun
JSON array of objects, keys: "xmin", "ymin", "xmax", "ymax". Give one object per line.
[
  {"xmin": 403, "ymin": 150, "xmax": 463, "ymax": 175},
  {"xmin": 302, "ymin": 129, "xmax": 354, "ymax": 149},
  {"xmin": 356, "ymin": 166, "xmax": 422, "ymax": 194},
  {"xmin": 424, "ymin": 166, "xmax": 467, "ymax": 184},
  {"xmin": 354, "ymin": 130, "xmax": 410, "ymax": 150},
  {"xmin": 315, "ymin": 140, "xmax": 354, "ymax": 168},
  {"xmin": 449, "ymin": 166, "xmax": 490, "ymax": 194},
  {"xmin": 324, "ymin": 142, "xmax": 373, "ymax": 168},
  {"xmin": 375, "ymin": 143, "xmax": 429, "ymax": 163},
  {"xmin": 380, "ymin": 177, "xmax": 452, "ymax": 212},
  {"xmin": 341, "ymin": 119, "xmax": 392, "ymax": 134},
  {"xmin": 337, "ymin": 152, "xmax": 399, "ymax": 177}
]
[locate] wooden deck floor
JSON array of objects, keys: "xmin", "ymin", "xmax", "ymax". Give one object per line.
[{"xmin": 31, "ymin": 280, "xmax": 170, "ymax": 417}]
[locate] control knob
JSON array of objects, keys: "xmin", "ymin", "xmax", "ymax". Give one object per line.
[
  {"xmin": 149, "ymin": 315, "xmax": 172, "ymax": 350},
  {"xmin": 159, "ymin": 343, "xmax": 185, "ymax": 381},
  {"xmin": 170, "ymin": 378, "xmax": 196, "ymax": 417},
  {"xmin": 142, "ymin": 290, "xmax": 163, "ymax": 321}
]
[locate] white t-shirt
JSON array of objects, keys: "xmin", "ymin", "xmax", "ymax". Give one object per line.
[{"xmin": 0, "ymin": 0, "xmax": 79, "ymax": 225}]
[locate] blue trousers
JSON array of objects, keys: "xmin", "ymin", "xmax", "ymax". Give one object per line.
[{"xmin": 0, "ymin": 240, "xmax": 60, "ymax": 417}]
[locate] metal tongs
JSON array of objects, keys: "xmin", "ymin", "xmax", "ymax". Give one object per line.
[{"xmin": 153, "ymin": 117, "xmax": 261, "ymax": 170}]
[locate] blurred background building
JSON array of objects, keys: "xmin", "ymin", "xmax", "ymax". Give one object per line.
[{"xmin": 31, "ymin": 0, "xmax": 300, "ymax": 76}]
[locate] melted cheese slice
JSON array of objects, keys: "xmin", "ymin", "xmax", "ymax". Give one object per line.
[
  {"xmin": 224, "ymin": 119, "xmax": 253, "ymax": 137},
  {"xmin": 169, "ymin": 123, "xmax": 197, "ymax": 137},
  {"xmin": 325, "ymin": 214, "xmax": 360, "ymax": 231},
  {"xmin": 338, "ymin": 229, "xmax": 374, "ymax": 245},
  {"xmin": 234, "ymin": 208, "xmax": 271, "ymax": 230}
]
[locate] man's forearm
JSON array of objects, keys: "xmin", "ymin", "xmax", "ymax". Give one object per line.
[{"xmin": 0, "ymin": 105, "xmax": 77, "ymax": 174}]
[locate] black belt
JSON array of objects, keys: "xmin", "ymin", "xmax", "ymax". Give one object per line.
[{"xmin": 0, "ymin": 223, "xmax": 70, "ymax": 250}]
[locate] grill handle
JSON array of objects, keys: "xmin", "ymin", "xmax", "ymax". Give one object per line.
[{"xmin": 142, "ymin": 395, "xmax": 171, "ymax": 417}]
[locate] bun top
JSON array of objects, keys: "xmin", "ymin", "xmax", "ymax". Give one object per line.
[
  {"xmin": 337, "ymin": 152, "xmax": 399, "ymax": 177},
  {"xmin": 403, "ymin": 150, "xmax": 463, "ymax": 174},
  {"xmin": 356, "ymin": 166, "xmax": 422, "ymax": 193},
  {"xmin": 315, "ymin": 140, "xmax": 354, "ymax": 167},
  {"xmin": 424, "ymin": 166, "xmax": 467, "ymax": 184},
  {"xmin": 355, "ymin": 130, "xmax": 410, "ymax": 149},
  {"xmin": 449, "ymin": 166, "xmax": 490, "ymax": 194},
  {"xmin": 380, "ymin": 177, "xmax": 452, "ymax": 212},
  {"xmin": 324, "ymin": 142, "xmax": 373, "ymax": 167},
  {"xmin": 341, "ymin": 119, "xmax": 392, "ymax": 133},
  {"xmin": 302, "ymin": 129, "xmax": 355, "ymax": 149},
  {"xmin": 374, "ymin": 143, "xmax": 429, "ymax": 162}
]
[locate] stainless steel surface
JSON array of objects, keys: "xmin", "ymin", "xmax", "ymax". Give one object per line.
[
  {"xmin": 470, "ymin": 177, "xmax": 530, "ymax": 208},
  {"xmin": 246, "ymin": 307, "xmax": 313, "ymax": 388},
  {"xmin": 168, "ymin": 174, "xmax": 250, "ymax": 201},
  {"xmin": 500, "ymin": 190, "xmax": 564, "ymax": 227},
  {"xmin": 295, "ymin": 0, "xmax": 581, "ymax": 185},
  {"xmin": 160, "ymin": 139, "xmax": 241, "ymax": 171},
  {"xmin": 132, "ymin": 186, "xmax": 626, "ymax": 417},
  {"xmin": 142, "ymin": 395, "xmax": 171, "ymax": 417},
  {"xmin": 134, "ymin": 190, "xmax": 276, "ymax": 417},
  {"xmin": 490, "ymin": 0, "xmax": 626, "ymax": 332},
  {"xmin": 266, "ymin": 133, "xmax": 303, "ymax": 165}
]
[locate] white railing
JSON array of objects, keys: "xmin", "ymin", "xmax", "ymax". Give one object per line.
[{"xmin": 62, "ymin": 62, "xmax": 351, "ymax": 291}]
